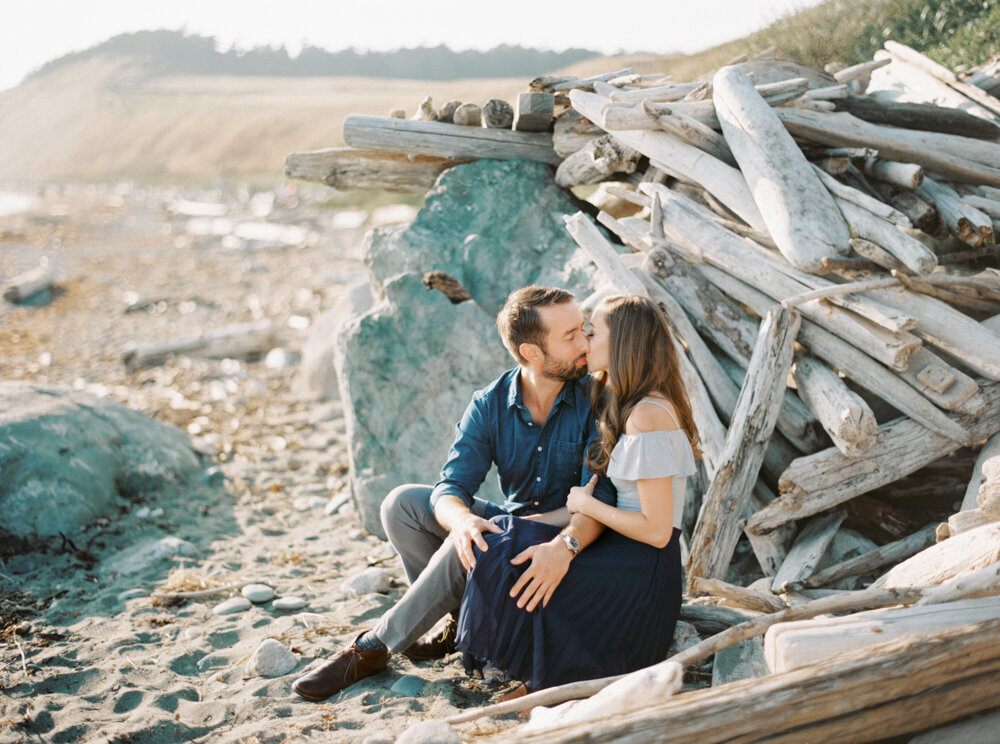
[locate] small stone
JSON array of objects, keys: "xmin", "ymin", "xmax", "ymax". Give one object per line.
[
  {"xmin": 325, "ymin": 493, "xmax": 351, "ymax": 515},
  {"xmin": 245, "ymin": 638, "xmax": 297, "ymax": 677},
  {"xmin": 436, "ymin": 100, "xmax": 461, "ymax": 123},
  {"xmin": 482, "ymin": 98, "xmax": 514, "ymax": 129},
  {"xmin": 389, "ymin": 109, "xmax": 406, "ymax": 119},
  {"xmin": 342, "ymin": 567, "xmax": 392, "ymax": 596},
  {"xmin": 390, "ymin": 674, "xmax": 426, "ymax": 697},
  {"xmin": 396, "ymin": 720, "xmax": 462, "ymax": 744},
  {"xmin": 273, "ymin": 596, "xmax": 307, "ymax": 611},
  {"xmin": 362, "ymin": 734, "xmax": 395, "ymax": 744},
  {"xmin": 264, "ymin": 348, "xmax": 288, "ymax": 370},
  {"xmin": 135, "ymin": 506, "xmax": 151, "ymax": 518},
  {"xmin": 452, "ymin": 103, "xmax": 481, "ymax": 127},
  {"xmin": 117, "ymin": 588, "xmax": 149, "ymax": 601},
  {"xmin": 213, "ymin": 597, "xmax": 252, "ymax": 615},
  {"xmin": 242, "ymin": 584, "xmax": 275, "ymax": 603},
  {"xmin": 183, "ymin": 627, "xmax": 203, "ymax": 640}
]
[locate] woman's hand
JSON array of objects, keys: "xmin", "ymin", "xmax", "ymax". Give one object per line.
[{"xmin": 566, "ymin": 474, "xmax": 598, "ymax": 516}]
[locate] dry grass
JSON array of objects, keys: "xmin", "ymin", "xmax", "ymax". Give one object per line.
[{"xmin": 157, "ymin": 567, "xmax": 234, "ymax": 594}]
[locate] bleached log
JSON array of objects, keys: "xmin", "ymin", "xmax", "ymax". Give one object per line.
[
  {"xmin": 535, "ymin": 68, "xmax": 635, "ymax": 92},
  {"xmin": 745, "ymin": 482, "xmax": 797, "ymax": 577},
  {"xmin": 764, "ymin": 594, "xmax": 1000, "ymax": 674},
  {"xmin": 948, "ymin": 509, "xmax": 992, "ymax": 537},
  {"xmin": 571, "ymin": 90, "xmax": 768, "ymax": 233},
  {"xmin": 695, "ymin": 261, "xmax": 971, "ymax": 445},
  {"xmin": 686, "ymin": 307, "xmax": 801, "ymax": 581},
  {"xmin": 836, "ymin": 95, "xmax": 1000, "ymax": 139},
  {"xmin": 800, "ymin": 523, "xmax": 938, "ymax": 590},
  {"xmin": 874, "ymin": 522, "xmax": 1000, "ymax": 590},
  {"xmin": 609, "ymin": 82, "xmax": 702, "ymax": 103},
  {"xmin": 811, "ymin": 165, "xmax": 911, "ymax": 227},
  {"xmin": 482, "ymin": 98, "xmax": 514, "ymax": 129},
  {"xmin": 860, "ymin": 158, "xmax": 924, "ymax": 189},
  {"xmin": 687, "ymin": 577, "xmax": 785, "ymax": 614},
  {"xmin": 452, "ymin": 103, "xmax": 482, "ymax": 127},
  {"xmin": 833, "ymin": 58, "xmax": 891, "ymax": 84},
  {"xmin": 792, "ymin": 357, "xmax": 877, "ymax": 457},
  {"xmin": 3, "ymin": 263, "xmax": 55, "ymax": 303},
  {"xmin": 514, "ymin": 92, "xmax": 554, "ymax": 132},
  {"xmin": 895, "ymin": 346, "xmax": 979, "ymax": 412},
  {"xmin": 835, "ymin": 198, "xmax": 937, "ymax": 275},
  {"xmin": 552, "ymin": 110, "xmax": 604, "ymax": 157},
  {"xmin": 749, "ymin": 383, "xmax": 1000, "ymax": 533},
  {"xmin": 979, "ymin": 457, "xmax": 1000, "ymax": 520},
  {"xmin": 607, "ymin": 99, "xmax": 718, "ymax": 130},
  {"xmin": 342, "ymin": 114, "xmax": 560, "ymax": 164},
  {"xmin": 963, "ymin": 434, "xmax": 1000, "ymax": 510},
  {"xmin": 962, "ymin": 194, "xmax": 1000, "ymax": 220},
  {"xmin": 563, "ymin": 213, "xmax": 645, "ymax": 294},
  {"xmin": 861, "ymin": 286, "xmax": 1000, "ymax": 381},
  {"xmin": 884, "ymin": 41, "xmax": 1000, "ymax": 119},
  {"xmin": 775, "ymin": 108, "xmax": 1000, "ymax": 186},
  {"xmin": 121, "ymin": 321, "xmax": 281, "ymax": 372},
  {"xmin": 916, "ymin": 559, "xmax": 1000, "ymax": 606},
  {"xmin": 411, "ymin": 95, "xmax": 436, "ymax": 121},
  {"xmin": 283, "ymin": 147, "xmax": 470, "ymax": 193},
  {"xmin": 918, "ymin": 177, "xmax": 994, "ymax": 246},
  {"xmin": 771, "ymin": 511, "xmax": 846, "ymax": 592},
  {"xmin": 909, "ymin": 708, "xmax": 1000, "ymax": 744},
  {"xmin": 849, "ymin": 237, "xmax": 906, "ymax": 272},
  {"xmin": 554, "ymin": 135, "xmax": 641, "ymax": 188},
  {"xmin": 641, "ymin": 102, "xmax": 736, "ymax": 166},
  {"xmin": 714, "ymin": 65, "xmax": 850, "ymax": 273}
]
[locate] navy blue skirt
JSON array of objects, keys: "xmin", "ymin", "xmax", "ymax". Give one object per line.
[{"xmin": 456, "ymin": 515, "xmax": 682, "ymax": 691}]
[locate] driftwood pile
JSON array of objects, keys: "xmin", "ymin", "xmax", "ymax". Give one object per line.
[{"xmin": 287, "ymin": 42, "xmax": 1000, "ymax": 743}]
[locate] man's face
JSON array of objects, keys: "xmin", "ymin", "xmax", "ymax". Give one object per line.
[{"xmin": 534, "ymin": 301, "xmax": 589, "ymax": 382}]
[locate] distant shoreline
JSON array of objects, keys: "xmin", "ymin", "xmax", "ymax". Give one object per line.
[{"xmin": 0, "ymin": 191, "xmax": 35, "ymax": 217}]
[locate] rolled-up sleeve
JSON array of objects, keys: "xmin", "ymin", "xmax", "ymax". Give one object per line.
[{"xmin": 429, "ymin": 395, "xmax": 494, "ymax": 511}]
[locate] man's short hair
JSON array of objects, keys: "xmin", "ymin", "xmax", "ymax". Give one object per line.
[{"xmin": 496, "ymin": 286, "xmax": 575, "ymax": 364}]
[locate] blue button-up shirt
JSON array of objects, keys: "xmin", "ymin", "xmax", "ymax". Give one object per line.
[{"xmin": 429, "ymin": 368, "xmax": 616, "ymax": 515}]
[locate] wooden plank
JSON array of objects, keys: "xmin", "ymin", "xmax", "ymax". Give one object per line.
[
  {"xmin": 792, "ymin": 356, "xmax": 877, "ymax": 457},
  {"xmin": 873, "ymin": 522, "xmax": 1000, "ymax": 590},
  {"xmin": 283, "ymin": 147, "xmax": 470, "ymax": 192},
  {"xmin": 342, "ymin": 114, "xmax": 560, "ymax": 164},
  {"xmin": 771, "ymin": 511, "xmax": 847, "ymax": 592},
  {"xmin": 686, "ymin": 306, "xmax": 801, "ymax": 581}
]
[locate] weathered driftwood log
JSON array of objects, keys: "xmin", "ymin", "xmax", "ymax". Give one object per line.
[
  {"xmin": 884, "ymin": 41, "xmax": 1000, "ymax": 119},
  {"xmin": 745, "ymin": 483, "xmax": 797, "ymax": 577},
  {"xmin": 436, "ymin": 100, "xmax": 461, "ymax": 123},
  {"xmin": 873, "ymin": 522, "xmax": 1000, "ymax": 590},
  {"xmin": 914, "ymin": 559, "xmax": 1000, "ymax": 607},
  {"xmin": 810, "ymin": 164, "xmax": 912, "ymax": 227},
  {"xmin": 834, "ymin": 94, "xmax": 1000, "ymax": 138},
  {"xmin": 835, "ymin": 198, "xmax": 937, "ymax": 274},
  {"xmin": 962, "ymin": 194, "xmax": 1000, "ymax": 220},
  {"xmin": 686, "ymin": 306, "xmax": 801, "ymax": 581},
  {"xmin": 695, "ymin": 262, "xmax": 971, "ymax": 445},
  {"xmin": 860, "ymin": 157, "xmax": 924, "ymax": 189},
  {"xmin": 687, "ymin": 577, "xmax": 785, "ymax": 614},
  {"xmin": 770, "ymin": 510, "xmax": 846, "ymax": 592},
  {"xmin": 798, "ymin": 523, "xmax": 938, "ymax": 590},
  {"xmin": 411, "ymin": 95, "xmax": 436, "ymax": 121},
  {"xmin": 452, "ymin": 103, "xmax": 482, "ymax": 127},
  {"xmin": 533, "ymin": 68, "xmax": 635, "ymax": 92},
  {"xmin": 749, "ymin": 383, "xmax": 1000, "ymax": 533},
  {"xmin": 477, "ymin": 616, "xmax": 1000, "ymax": 744},
  {"xmin": 713, "ymin": 65, "xmax": 850, "ymax": 273},
  {"xmin": 283, "ymin": 148, "xmax": 471, "ymax": 193},
  {"xmin": 609, "ymin": 99, "xmax": 718, "ymax": 130},
  {"xmin": 121, "ymin": 322, "xmax": 281, "ymax": 372},
  {"xmin": 775, "ymin": 108, "xmax": 1000, "ymax": 186},
  {"xmin": 641, "ymin": 101, "xmax": 735, "ymax": 166},
  {"xmin": 554, "ymin": 135, "xmax": 641, "ymax": 188},
  {"xmin": 849, "ymin": 237, "xmax": 906, "ymax": 272},
  {"xmin": 608, "ymin": 81, "xmax": 703, "ymax": 103},
  {"xmin": 482, "ymin": 98, "xmax": 514, "ymax": 129},
  {"xmin": 948, "ymin": 508, "xmax": 992, "ymax": 537},
  {"xmin": 895, "ymin": 346, "xmax": 979, "ymax": 413},
  {"xmin": 763, "ymin": 594, "xmax": 1000, "ymax": 674},
  {"xmin": 965, "ymin": 435, "xmax": 1000, "ymax": 512},
  {"xmin": 514, "ymin": 92, "xmax": 554, "ymax": 132},
  {"xmin": 909, "ymin": 708, "xmax": 1000, "ymax": 744},
  {"xmin": 792, "ymin": 356, "xmax": 877, "ymax": 456},
  {"xmin": 342, "ymin": 114, "xmax": 559, "ymax": 164},
  {"xmin": 570, "ymin": 90, "xmax": 768, "ymax": 232},
  {"xmin": 833, "ymin": 58, "xmax": 891, "ymax": 84},
  {"xmin": 551, "ymin": 110, "xmax": 604, "ymax": 157},
  {"xmin": 889, "ymin": 191, "xmax": 938, "ymax": 232},
  {"xmin": 918, "ymin": 177, "xmax": 994, "ymax": 246},
  {"xmin": 3, "ymin": 263, "xmax": 55, "ymax": 303}
]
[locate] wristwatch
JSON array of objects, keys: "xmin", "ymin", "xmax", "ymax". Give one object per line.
[{"xmin": 559, "ymin": 534, "xmax": 581, "ymax": 558}]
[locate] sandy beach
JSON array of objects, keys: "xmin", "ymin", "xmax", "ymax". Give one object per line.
[{"xmin": 0, "ymin": 183, "xmax": 523, "ymax": 743}]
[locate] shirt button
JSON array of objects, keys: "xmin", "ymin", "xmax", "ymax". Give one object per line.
[
  {"xmin": 536, "ymin": 477, "xmax": 541, "ymax": 482},
  {"xmin": 533, "ymin": 501, "xmax": 539, "ymax": 506},
  {"xmin": 527, "ymin": 422, "xmax": 533, "ymax": 427},
  {"xmin": 537, "ymin": 446, "xmax": 543, "ymax": 451}
]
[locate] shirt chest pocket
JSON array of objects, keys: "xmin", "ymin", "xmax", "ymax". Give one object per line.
[{"xmin": 549, "ymin": 440, "xmax": 584, "ymax": 478}]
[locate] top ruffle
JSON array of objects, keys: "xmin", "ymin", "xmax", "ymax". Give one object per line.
[{"xmin": 606, "ymin": 430, "xmax": 697, "ymax": 481}]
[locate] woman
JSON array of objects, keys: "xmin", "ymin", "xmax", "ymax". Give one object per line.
[{"xmin": 456, "ymin": 294, "xmax": 700, "ymax": 692}]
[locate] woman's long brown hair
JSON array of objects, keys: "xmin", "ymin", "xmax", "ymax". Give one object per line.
[{"xmin": 586, "ymin": 294, "xmax": 700, "ymax": 475}]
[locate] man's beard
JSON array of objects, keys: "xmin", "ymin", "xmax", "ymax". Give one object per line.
[{"xmin": 542, "ymin": 351, "xmax": 588, "ymax": 382}]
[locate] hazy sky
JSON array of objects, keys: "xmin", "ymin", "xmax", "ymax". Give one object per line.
[{"xmin": 1, "ymin": 0, "xmax": 825, "ymax": 91}]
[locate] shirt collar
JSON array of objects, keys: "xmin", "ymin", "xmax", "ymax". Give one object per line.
[{"xmin": 507, "ymin": 368, "xmax": 577, "ymax": 411}]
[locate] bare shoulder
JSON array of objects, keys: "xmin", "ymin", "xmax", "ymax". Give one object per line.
[{"xmin": 624, "ymin": 397, "xmax": 680, "ymax": 435}]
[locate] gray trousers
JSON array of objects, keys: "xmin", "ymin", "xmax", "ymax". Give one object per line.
[{"xmin": 372, "ymin": 484, "xmax": 504, "ymax": 652}]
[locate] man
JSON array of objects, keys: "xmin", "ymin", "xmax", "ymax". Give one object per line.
[{"xmin": 292, "ymin": 285, "xmax": 615, "ymax": 701}]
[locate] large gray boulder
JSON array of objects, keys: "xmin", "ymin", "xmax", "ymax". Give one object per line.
[
  {"xmin": 316, "ymin": 159, "xmax": 606, "ymax": 537},
  {"xmin": 0, "ymin": 382, "xmax": 202, "ymax": 541}
]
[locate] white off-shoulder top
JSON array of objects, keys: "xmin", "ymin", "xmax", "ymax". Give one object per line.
[{"xmin": 606, "ymin": 399, "xmax": 697, "ymax": 529}]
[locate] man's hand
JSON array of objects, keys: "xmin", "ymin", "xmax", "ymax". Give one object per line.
[
  {"xmin": 509, "ymin": 538, "xmax": 573, "ymax": 612},
  {"xmin": 566, "ymin": 474, "xmax": 598, "ymax": 516},
  {"xmin": 452, "ymin": 513, "xmax": 503, "ymax": 571}
]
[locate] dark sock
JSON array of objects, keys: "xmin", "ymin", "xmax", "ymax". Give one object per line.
[{"xmin": 356, "ymin": 631, "xmax": 388, "ymax": 652}]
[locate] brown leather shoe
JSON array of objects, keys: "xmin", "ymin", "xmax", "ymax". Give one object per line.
[
  {"xmin": 292, "ymin": 631, "xmax": 389, "ymax": 701},
  {"xmin": 402, "ymin": 617, "xmax": 457, "ymax": 661}
]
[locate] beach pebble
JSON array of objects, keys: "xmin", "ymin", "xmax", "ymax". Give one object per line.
[
  {"xmin": 362, "ymin": 734, "xmax": 394, "ymax": 744},
  {"xmin": 272, "ymin": 596, "xmax": 307, "ymax": 611},
  {"xmin": 264, "ymin": 348, "xmax": 288, "ymax": 370},
  {"xmin": 325, "ymin": 493, "xmax": 351, "ymax": 515},
  {"xmin": 342, "ymin": 567, "xmax": 392, "ymax": 596},
  {"xmin": 293, "ymin": 496, "xmax": 328, "ymax": 511},
  {"xmin": 117, "ymin": 588, "xmax": 149, "ymax": 601},
  {"xmin": 135, "ymin": 506, "xmax": 151, "ymax": 518},
  {"xmin": 241, "ymin": 584, "xmax": 275, "ymax": 603},
  {"xmin": 104, "ymin": 536, "xmax": 196, "ymax": 575},
  {"xmin": 396, "ymin": 720, "xmax": 462, "ymax": 744},
  {"xmin": 213, "ymin": 597, "xmax": 252, "ymax": 615},
  {"xmin": 390, "ymin": 675, "xmax": 426, "ymax": 697},
  {"xmin": 245, "ymin": 638, "xmax": 297, "ymax": 677}
]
